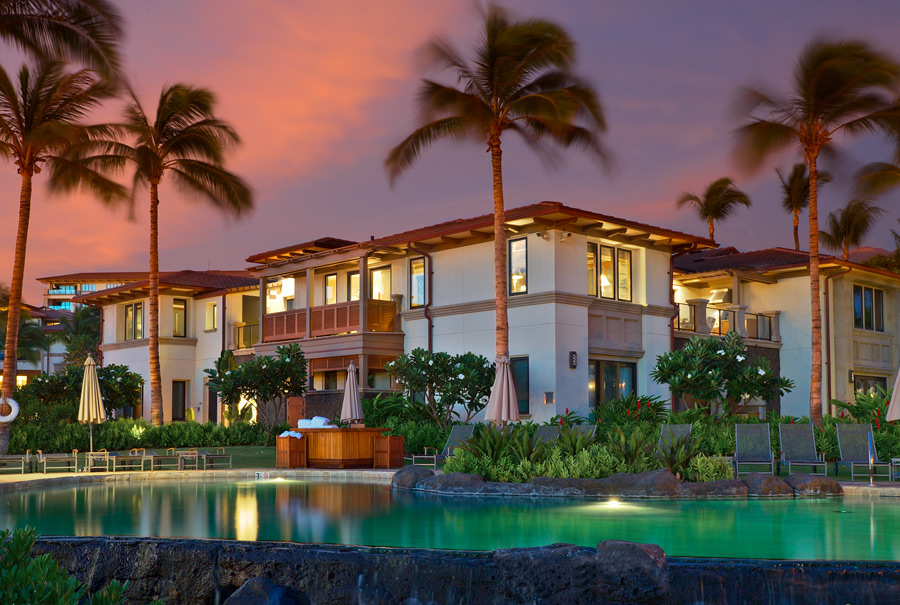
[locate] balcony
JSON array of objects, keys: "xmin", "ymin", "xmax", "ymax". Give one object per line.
[
  {"xmin": 675, "ymin": 302, "xmax": 776, "ymax": 342},
  {"xmin": 262, "ymin": 299, "xmax": 397, "ymax": 343},
  {"xmin": 234, "ymin": 323, "xmax": 260, "ymax": 350},
  {"xmin": 47, "ymin": 286, "xmax": 76, "ymax": 295}
]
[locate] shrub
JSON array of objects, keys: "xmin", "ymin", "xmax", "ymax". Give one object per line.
[
  {"xmin": 608, "ymin": 427, "xmax": 655, "ymax": 473},
  {"xmin": 383, "ymin": 418, "xmax": 449, "ymax": 454},
  {"xmin": 444, "ymin": 444, "xmax": 623, "ymax": 482},
  {"xmin": 685, "ymin": 453, "xmax": 734, "ymax": 482},
  {"xmin": 553, "ymin": 424, "xmax": 598, "ymax": 456},
  {"xmin": 508, "ymin": 428, "xmax": 549, "ymax": 463},
  {"xmin": 594, "ymin": 393, "xmax": 668, "ymax": 428},
  {"xmin": 831, "ymin": 386, "xmax": 892, "ymax": 426},
  {"xmin": 461, "ymin": 424, "xmax": 511, "ymax": 461},
  {"xmin": 656, "ymin": 432, "xmax": 699, "ymax": 479}
]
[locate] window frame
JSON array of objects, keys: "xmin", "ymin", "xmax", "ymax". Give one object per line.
[
  {"xmin": 853, "ymin": 284, "xmax": 885, "ymax": 333},
  {"xmin": 123, "ymin": 302, "xmax": 143, "ymax": 341},
  {"xmin": 369, "ymin": 266, "xmax": 391, "ymax": 301},
  {"xmin": 409, "ymin": 256, "xmax": 426, "ymax": 309},
  {"xmin": 324, "ymin": 273, "xmax": 338, "ymax": 305},
  {"xmin": 173, "ymin": 298, "xmax": 187, "ymax": 338},
  {"xmin": 587, "ymin": 242, "xmax": 598, "ymax": 297},
  {"xmin": 509, "ymin": 356, "xmax": 530, "ymax": 415},
  {"xmin": 617, "ymin": 248, "xmax": 633, "ymax": 302},
  {"xmin": 347, "ymin": 271, "xmax": 360, "ymax": 302},
  {"xmin": 205, "ymin": 302, "xmax": 218, "ymax": 331},
  {"xmin": 508, "ymin": 237, "xmax": 528, "ymax": 296},
  {"xmin": 599, "ymin": 245, "xmax": 616, "ymax": 300}
]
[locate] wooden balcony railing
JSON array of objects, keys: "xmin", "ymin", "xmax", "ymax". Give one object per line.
[{"xmin": 263, "ymin": 299, "xmax": 396, "ymax": 343}]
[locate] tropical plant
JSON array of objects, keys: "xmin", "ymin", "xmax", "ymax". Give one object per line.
[
  {"xmin": 228, "ymin": 344, "xmax": 307, "ymax": 437},
  {"xmin": 818, "ymin": 198, "xmax": 885, "ymax": 260},
  {"xmin": 0, "ymin": 61, "xmax": 117, "ymax": 453},
  {"xmin": 656, "ymin": 432, "xmax": 699, "ymax": 479},
  {"xmin": 96, "ymin": 363, "xmax": 143, "ymax": 417},
  {"xmin": 548, "ymin": 408, "xmax": 589, "ymax": 428},
  {"xmin": 777, "ymin": 163, "xmax": 830, "ymax": 251},
  {"xmin": 0, "ymin": 309, "xmax": 48, "ymax": 364},
  {"xmin": 508, "ymin": 427, "xmax": 549, "ymax": 463},
  {"xmin": 52, "ymin": 305, "xmax": 100, "ymax": 366},
  {"xmin": 734, "ymin": 37, "xmax": 900, "ymax": 425},
  {"xmin": 0, "ymin": 0, "xmax": 122, "ymax": 77},
  {"xmin": 651, "ymin": 332, "xmax": 794, "ymax": 416},
  {"xmin": 66, "ymin": 84, "xmax": 253, "ymax": 425},
  {"xmin": 594, "ymin": 393, "xmax": 668, "ymax": 428},
  {"xmin": 830, "ymin": 385, "xmax": 892, "ymax": 428},
  {"xmin": 203, "ymin": 349, "xmax": 241, "ymax": 421},
  {"xmin": 461, "ymin": 424, "xmax": 511, "ymax": 462},
  {"xmin": 386, "ymin": 4, "xmax": 609, "ymax": 379},
  {"xmin": 684, "ymin": 453, "xmax": 734, "ymax": 483},
  {"xmin": 223, "ymin": 402, "xmax": 252, "ymax": 424},
  {"xmin": 553, "ymin": 423, "xmax": 598, "ymax": 456},
  {"xmin": 608, "ymin": 427, "xmax": 655, "ymax": 473},
  {"xmin": 676, "ymin": 177, "xmax": 751, "ymax": 241},
  {"xmin": 862, "ymin": 219, "xmax": 900, "ymax": 273}
]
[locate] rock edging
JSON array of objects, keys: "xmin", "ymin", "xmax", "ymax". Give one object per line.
[{"xmin": 391, "ymin": 467, "xmax": 843, "ymax": 499}]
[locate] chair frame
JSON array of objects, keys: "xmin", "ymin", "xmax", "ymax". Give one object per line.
[
  {"xmin": 778, "ymin": 424, "xmax": 827, "ymax": 476},
  {"xmin": 408, "ymin": 425, "xmax": 475, "ymax": 469},
  {"xmin": 200, "ymin": 448, "xmax": 232, "ymax": 469},
  {"xmin": 37, "ymin": 450, "xmax": 78, "ymax": 473},
  {"xmin": 734, "ymin": 424, "xmax": 775, "ymax": 477},
  {"xmin": 0, "ymin": 451, "xmax": 29, "ymax": 474},
  {"xmin": 836, "ymin": 424, "xmax": 892, "ymax": 482}
]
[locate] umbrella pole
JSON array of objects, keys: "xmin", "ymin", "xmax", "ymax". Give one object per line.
[{"xmin": 90, "ymin": 424, "xmax": 93, "ymax": 454}]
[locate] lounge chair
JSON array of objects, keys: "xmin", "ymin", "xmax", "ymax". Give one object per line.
[
  {"xmin": 407, "ymin": 424, "xmax": 475, "ymax": 469},
  {"xmin": 86, "ymin": 450, "xmax": 110, "ymax": 472},
  {"xmin": 836, "ymin": 423, "xmax": 891, "ymax": 482},
  {"xmin": 658, "ymin": 424, "xmax": 692, "ymax": 450},
  {"xmin": 778, "ymin": 424, "xmax": 826, "ymax": 476},
  {"xmin": 0, "ymin": 451, "xmax": 30, "ymax": 474},
  {"xmin": 734, "ymin": 424, "xmax": 775, "ymax": 477},
  {"xmin": 535, "ymin": 425, "xmax": 560, "ymax": 443},
  {"xmin": 36, "ymin": 450, "xmax": 78, "ymax": 473},
  {"xmin": 146, "ymin": 449, "xmax": 180, "ymax": 471},
  {"xmin": 197, "ymin": 448, "xmax": 232, "ymax": 469},
  {"xmin": 109, "ymin": 448, "xmax": 152, "ymax": 472}
]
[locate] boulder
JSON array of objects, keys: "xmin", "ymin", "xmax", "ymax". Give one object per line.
[
  {"xmin": 595, "ymin": 540, "xmax": 668, "ymax": 603},
  {"xmin": 224, "ymin": 577, "xmax": 294, "ymax": 604},
  {"xmin": 418, "ymin": 472, "xmax": 485, "ymax": 494},
  {"xmin": 599, "ymin": 469, "xmax": 682, "ymax": 498},
  {"xmin": 391, "ymin": 465, "xmax": 434, "ymax": 489},
  {"xmin": 530, "ymin": 476, "xmax": 588, "ymax": 497},
  {"xmin": 477, "ymin": 481, "xmax": 534, "ymax": 496},
  {"xmin": 678, "ymin": 479, "xmax": 748, "ymax": 498},
  {"xmin": 741, "ymin": 473, "xmax": 794, "ymax": 497},
  {"xmin": 784, "ymin": 473, "xmax": 843, "ymax": 496}
]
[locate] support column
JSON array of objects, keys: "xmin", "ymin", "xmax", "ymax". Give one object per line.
[
  {"xmin": 686, "ymin": 298, "xmax": 711, "ymax": 334},
  {"xmin": 359, "ymin": 256, "xmax": 369, "ymax": 333},
  {"xmin": 358, "ymin": 354, "xmax": 369, "ymax": 393},
  {"xmin": 257, "ymin": 277, "xmax": 265, "ymax": 345},
  {"xmin": 305, "ymin": 268, "xmax": 313, "ymax": 338},
  {"xmin": 760, "ymin": 310, "xmax": 781, "ymax": 343},
  {"xmin": 726, "ymin": 304, "xmax": 748, "ymax": 337}
]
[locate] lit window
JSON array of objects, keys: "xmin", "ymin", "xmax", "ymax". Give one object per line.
[
  {"xmin": 81, "ymin": 284, "xmax": 96, "ymax": 293},
  {"xmin": 205, "ymin": 302, "xmax": 217, "ymax": 331},
  {"xmin": 173, "ymin": 299, "xmax": 187, "ymax": 337},
  {"xmin": 595, "ymin": 245, "xmax": 632, "ymax": 302},
  {"xmin": 325, "ymin": 274, "xmax": 337, "ymax": 305},
  {"xmin": 284, "ymin": 297, "xmax": 294, "ymax": 311},
  {"xmin": 370, "ymin": 267, "xmax": 391, "ymax": 301},
  {"xmin": 347, "ymin": 272, "xmax": 360, "ymax": 302},
  {"xmin": 617, "ymin": 249, "xmax": 632, "ymax": 302},
  {"xmin": 600, "ymin": 246, "xmax": 615, "ymax": 299},
  {"xmin": 587, "ymin": 243, "xmax": 598, "ymax": 297},
  {"xmin": 853, "ymin": 285, "xmax": 885, "ymax": 332},
  {"xmin": 124, "ymin": 302, "xmax": 143, "ymax": 341},
  {"xmin": 410, "ymin": 257, "xmax": 426, "ymax": 308},
  {"xmin": 509, "ymin": 239, "xmax": 528, "ymax": 295}
]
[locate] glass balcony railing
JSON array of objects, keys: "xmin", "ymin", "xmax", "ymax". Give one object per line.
[{"xmin": 234, "ymin": 323, "xmax": 260, "ymax": 349}]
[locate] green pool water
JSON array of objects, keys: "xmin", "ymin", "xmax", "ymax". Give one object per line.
[{"xmin": 2, "ymin": 479, "xmax": 899, "ymax": 561}]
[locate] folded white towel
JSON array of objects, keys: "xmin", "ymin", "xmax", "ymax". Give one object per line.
[{"xmin": 310, "ymin": 416, "xmax": 330, "ymax": 427}]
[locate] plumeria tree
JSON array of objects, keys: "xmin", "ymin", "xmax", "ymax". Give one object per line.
[{"xmin": 651, "ymin": 332, "xmax": 794, "ymax": 417}]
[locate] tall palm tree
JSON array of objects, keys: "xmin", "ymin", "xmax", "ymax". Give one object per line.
[
  {"xmin": 818, "ymin": 199, "xmax": 885, "ymax": 260},
  {"xmin": 51, "ymin": 304, "xmax": 100, "ymax": 365},
  {"xmin": 1, "ymin": 309, "xmax": 48, "ymax": 365},
  {"xmin": 0, "ymin": 60, "xmax": 118, "ymax": 453},
  {"xmin": 386, "ymin": 4, "xmax": 609, "ymax": 366},
  {"xmin": 68, "ymin": 85, "xmax": 253, "ymax": 425},
  {"xmin": 734, "ymin": 38, "xmax": 900, "ymax": 425},
  {"xmin": 676, "ymin": 177, "xmax": 751, "ymax": 241},
  {"xmin": 777, "ymin": 163, "xmax": 831, "ymax": 251},
  {"xmin": 0, "ymin": 0, "xmax": 122, "ymax": 76}
]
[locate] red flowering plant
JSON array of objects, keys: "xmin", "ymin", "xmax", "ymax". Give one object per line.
[
  {"xmin": 830, "ymin": 385, "xmax": 893, "ymax": 428},
  {"xmin": 593, "ymin": 393, "xmax": 667, "ymax": 428},
  {"xmin": 549, "ymin": 407, "xmax": 589, "ymax": 428}
]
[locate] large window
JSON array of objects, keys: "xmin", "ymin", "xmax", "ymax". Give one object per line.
[
  {"xmin": 854, "ymin": 374, "xmax": 887, "ymax": 395},
  {"xmin": 853, "ymin": 285, "xmax": 884, "ymax": 332},
  {"xmin": 325, "ymin": 273, "xmax": 337, "ymax": 305},
  {"xmin": 590, "ymin": 360, "xmax": 636, "ymax": 405},
  {"xmin": 124, "ymin": 302, "xmax": 143, "ymax": 341},
  {"xmin": 596, "ymin": 245, "xmax": 632, "ymax": 302},
  {"xmin": 410, "ymin": 257, "xmax": 426, "ymax": 308},
  {"xmin": 510, "ymin": 357, "xmax": 530, "ymax": 415},
  {"xmin": 347, "ymin": 272, "xmax": 360, "ymax": 302},
  {"xmin": 509, "ymin": 238, "xmax": 528, "ymax": 295},
  {"xmin": 205, "ymin": 302, "xmax": 217, "ymax": 331},
  {"xmin": 172, "ymin": 380, "xmax": 187, "ymax": 422},
  {"xmin": 173, "ymin": 298, "xmax": 187, "ymax": 337},
  {"xmin": 370, "ymin": 267, "xmax": 391, "ymax": 301}
]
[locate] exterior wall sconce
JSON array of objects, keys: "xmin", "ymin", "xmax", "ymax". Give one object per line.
[
  {"xmin": 544, "ymin": 392, "xmax": 554, "ymax": 405},
  {"xmin": 848, "ymin": 370, "xmax": 855, "ymax": 384},
  {"xmin": 569, "ymin": 351, "xmax": 577, "ymax": 369},
  {"xmin": 558, "ymin": 232, "xmax": 573, "ymax": 243},
  {"xmin": 536, "ymin": 231, "xmax": 550, "ymax": 240}
]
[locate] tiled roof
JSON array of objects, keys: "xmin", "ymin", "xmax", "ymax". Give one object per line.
[
  {"xmin": 674, "ymin": 247, "xmax": 826, "ymax": 274},
  {"xmin": 37, "ymin": 271, "xmax": 154, "ymax": 284},
  {"xmin": 74, "ymin": 270, "xmax": 258, "ymax": 303},
  {"xmin": 246, "ymin": 237, "xmax": 358, "ymax": 264},
  {"xmin": 22, "ymin": 303, "xmax": 73, "ymax": 320}
]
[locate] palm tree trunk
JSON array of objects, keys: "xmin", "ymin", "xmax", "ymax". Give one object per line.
[
  {"xmin": 0, "ymin": 171, "xmax": 33, "ymax": 455},
  {"xmin": 149, "ymin": 181, "xmax": 163, "ymax": 425},
  {"xmin": 707, "ymin": 218, "xmax": 715, "ymax": 241},
  {"xmin": 490, "ymin": 134, "xmax": 508, "ymax": 359},
  {"xmin": 808, "ymin": 152, "xmax": 823, "ymax": 427},
  {"xmin": 842, "ymin": 241, "xmax": 849, "ymax": 261},
  {"xmin": 793, "ymin": 210, "xmax": 800, "ymax": 251}
]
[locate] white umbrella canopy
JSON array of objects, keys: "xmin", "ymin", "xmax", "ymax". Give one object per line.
[
  {"xmin": 78, "ymin": 355, "xmax": 107, "ymax": 453},
  {"xmin": 886, "ymin": 369, "xmax": 900, "ymax": 422},
  {"xmin": 340, "ymin": 361, "xmax": 364, "ymax": 424},
  {"xmin": 484, "ymin": 356, "xmax": 519, "ymax": 424}
]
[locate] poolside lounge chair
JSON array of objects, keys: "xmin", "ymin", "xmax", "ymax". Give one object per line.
[
  {"xmin": 146, "ymin": 449, "xmax": 180, "ymax": 471},
  {"xmin": 657, "ymin": 424, "xmax": 692, "ymax": 450},
  {"xmin": 86, "ymin": 450, "xmax": 110, "ymax": 472},
  {"xmin": 36, "ymin": 450, "xmax": 78, "ymax": 473},
  {"xmin": 836, "ymin": 423, "xmax": 891, "ymax": 482},
  {"xmin": 778, "ymin": 423, "xmax": 826, "ymax": 476},
  {"xmin": 197, "ymin": 448, "xmax": 232, "ymax": 469},
  {"xmin": 734, "ymin": 424, "xmax": 775, "ymax": 477},
  {"xmin": 109, "ymin": 449, "xmax": 152, "ymax": 472},
  {"xmin": 535, "ymin": 425, "xmax": 560, "ymax": 443},
  {"xmin": 407, "ymin": 424, "xmax": 475, "ymax": 469},
  {"xmin": 0, "ymin": 451, "xmax": 29, "ymax": 474}
]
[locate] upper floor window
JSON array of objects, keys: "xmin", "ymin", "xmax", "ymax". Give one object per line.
[
  {"xmin": 853, "ymin": 285, "xmax": 884, "ymax": 332},
  {"xmin": 124, "ymin": 302, "xmax": 143, "ymax": 341},
  {"xmin": 510, "ymin": 356, "xmax": 530, "ymax": 415},
  {"xmin": 348, "ymin": 272, "xmax": 360, "ymax": 302},
  {"xmin": 596, "ymin": 245, "xmax": 632, "ymax": 302},
  {"xmin": 205, "ymin": 302, "xmax": 217, "ymax": 331},
  {"xmin": 173, "ymin": 298, "xmax": 187, "ymax": 337},
  {"xmin": 509, "ymin": 238, "xmax": 528, "ymax": 295},
  {"xmin": 587, "ymin": 243, "xmax": 598, "ymax": 297},
  {"xmin": 325, "ymin": 273, "xmax": 337, "ymax": 305},
  {"xmin": 370, "ymin": 267, "xmax": 391, "ymax": 301},
  {"xmin": 410, "ymin": 257, "xmax": 426, "ymax": 308},
  {"xmin": 284, "ymin": 297, "xmax": 294, "ymax": 311},
  {"xmin": 80, "ymin": 284, "xmax": 96, "ymax": 293}
]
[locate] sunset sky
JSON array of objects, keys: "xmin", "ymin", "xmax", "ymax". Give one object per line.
[{"xmin": 2, "ymin": 1, "xmax": 900, "ymax": 303}]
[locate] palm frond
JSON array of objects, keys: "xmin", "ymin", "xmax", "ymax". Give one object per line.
[
  {"xmin": 733, "ymin": 120, "xmax": 796, "ymax": 173},
  {"xmin": 168, "ymin": 158, "xmax": 252, "ymax": 216},
  {"xmin": 385, "ymin": 117, "xmax": 471, "ymax": 184},
  {"xmin": 855, "ymin": 161, "xmax": 900, "ymax": 196}
]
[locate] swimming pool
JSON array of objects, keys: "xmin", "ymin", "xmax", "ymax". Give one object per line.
[{"xmin": 3, "ymin": 479, "xmax": 899, "ymax": 561}]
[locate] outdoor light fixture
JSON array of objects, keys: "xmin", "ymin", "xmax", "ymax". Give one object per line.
[
  {"xmin": 544, "ymin": 392, "xmax": 554, "ymax": 405},
  {"xmin": 558, "ymin": 232, "xmax": 573, "ymax": 243},
  {"xmin": 849, "ymin": 370, "xmax": 855, "ymax": 384},
  {"xmin": 536, "ymin": 230, "xmax": 549, "ymax": 240},
  {"xmin": 569, "ymin": 351, "xmax": 577, "ymax": 369}
]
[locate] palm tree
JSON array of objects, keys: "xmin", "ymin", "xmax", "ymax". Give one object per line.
[
  {"xmin": 0, "ymin": 60, "xmax": 118, "ymax": 453},
  {"xmin": 818, "ymin": 199, "xmax": 885, "ymax": 260},
  {"xmin": 734, "ymin": 38, "xmax": 900, "ymax": 425},
  {"xmin": 676, "ymin": 177, "xmax": 751, "ymax": 241},
  {"xmin": 68, "ymin": 85, "xmax": 253, "ymax": 425},
  {"xmin": 386, "ymin": 4, "xmax": 609, "ymax": 366},
  {"xmin": 51, "ymin": 304, "xmax": 100, "ymax": 365},
  {"xmin": 0, "ymin": 309, "xmax": 48, "ymax": 365},
  {"xmin": 0, "ymin": 0, "xmax": 122, "ymax": 76},
  {"xmin": 777, "ymin": 163, "xmax": 831, "ymax": 251}
]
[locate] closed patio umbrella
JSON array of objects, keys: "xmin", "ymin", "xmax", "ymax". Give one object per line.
[
  {"xmin": 78, "ymin": 355, "xmax": 106, "ymax": 453},
  {"xmin": 340, "ymin": 361, "xmax": 363, "ymax": 424},
  {"xmin": 886, "ymin": 369, "xmax": 900, "ymax": 422},
  {"xmin": 484, "ymin": 356, "xmax": 519, "ymax": 424}
]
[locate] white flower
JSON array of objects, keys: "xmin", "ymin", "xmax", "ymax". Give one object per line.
[
  {"xmin": 736, "ymin": 355, "xmax": 745, "ymax": 362},
  {"xmin": 117, "ymin": 377, "xmax": 122, "ymax": 382},
  {"xmin": 458, "ymin": 374, "xmax": 465, "ymax": 379},
  {"xmin": 226, "ymin": 371, "xmax": 231, "ymax": 375},
  {"xmin": 708, "ymin": 371, "xmax": 713, "ymax": 375},
  {"xmin": 716, "ymin": 350, "xmax": 725, "ymax": 356},
  {"xmin": 428, "ymin": 360, "xmax": 433, "ymax": 366},
  {"xmin": 686, "ymin": 373, "xmax": 692, "ymax": 378},
  {"xmin": 757, "ymin": 368, "xmax": 765, "ymax": 376},
  {"xmin": 284, "ymin": 358, "xmax": 290, "ymax": 363}
]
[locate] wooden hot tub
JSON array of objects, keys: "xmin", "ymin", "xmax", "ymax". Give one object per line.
[{"xmin": 301, "ymin": 427, "xmax": 389, "ymax": 469}]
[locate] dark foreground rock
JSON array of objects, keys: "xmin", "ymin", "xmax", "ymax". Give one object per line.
[
  {"xmin": 223, "ymin": 577, "xmax": 293, "ymax": 604},
  {"xmin": 391, "ymin": 464, "xmax": 434, "ymax": 489},
  {"xmin": 785, "ymin": 473, "xmax": 844, "ymax": 496},
  {"xmin": 678, "ymin": 479, "xmax": 748, "ymax": 498},
  {"xmin": 741, "ymin": 473, "xmax": 794, "ymax": 497},
  {"xmin": 33, "ymin": 536, "xmax": 900, "ymax": 605},
  {"xmin": 417, "ymin": 472, "xmax": 485, "ymax": 493}
]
